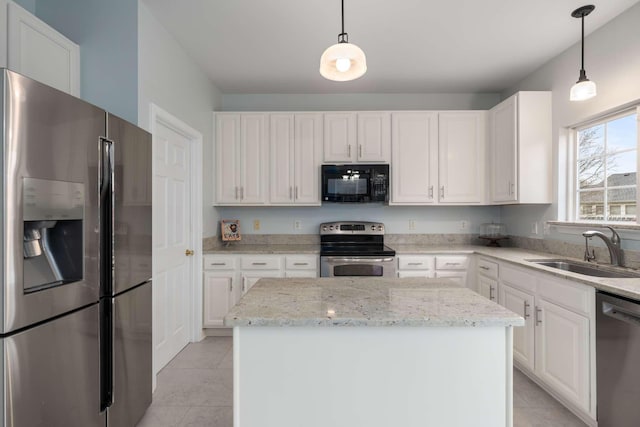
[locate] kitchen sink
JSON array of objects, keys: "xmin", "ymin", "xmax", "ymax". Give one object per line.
[{"xmin": 526, "ymin": 259, "xmax": 640, "ymax": 278}]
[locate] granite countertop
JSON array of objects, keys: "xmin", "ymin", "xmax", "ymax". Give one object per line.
[
  {"xmin": 203, "ymin": 244, "xmax": 320, "ymax": 255},
  {"xmin": 224, "ymin": 277, "xmax": 524, "ymax": 328},
  {"xmin": 205, "ymin": 242, "xmax": 640, "ymax": 300}
]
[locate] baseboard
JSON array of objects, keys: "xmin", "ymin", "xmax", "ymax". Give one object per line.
[{"xmin": 203, "ymin": 327, "xmax": 233, "ymax": 337}]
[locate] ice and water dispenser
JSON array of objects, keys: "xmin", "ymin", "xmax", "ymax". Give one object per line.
[{"xmin": 22, "ymin": 178, "xmax": 84, "ymax": 293}]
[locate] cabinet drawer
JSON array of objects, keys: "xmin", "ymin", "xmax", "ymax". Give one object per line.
[
  {"xmin": 537, "ymin": 275, "xmax": 593, "ymax": 316},
  {"xmin": 398, "ymin": 270, "xmax": 434, "ymax": 278},
  {"xmin": 398, "ymin": 255, "xmax": 434, "ymax": 270},
  {"xmin": 477, "ymin": 258, "xmax": 498, "ymax": 279},
  {"xmin": 241, "ymin": 256, "xmax": 282, "ymax": 270},
  {"xmin": 435, "ymin": 255, "xmax": 469, "ymax": 270},
  {"xmin": 500, "ymin": 264, "xmax": 536, "ymax": 293},
  {"xmin": 285, "ymin": 256, "xmax": 318, "ymax": 270},
  {"xmin": 203, "ymin": 255, "xmax": 236, "ymax": 270}
]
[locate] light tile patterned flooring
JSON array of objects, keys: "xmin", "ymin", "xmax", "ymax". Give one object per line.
[{"xmin": 137, "ymin": 337, "xmax": 587, "ymax": 427}]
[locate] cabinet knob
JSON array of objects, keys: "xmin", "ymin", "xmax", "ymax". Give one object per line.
[
  {"xmin": 185, "ymin": 249, "xmax": 195, "ymax": 256},
  {"xmin": 489, "ymin": 285, "xmax": 495, "ymax": 301},
  {"xmin": 524, "ymin": 301, "xmax": 530, "ymax": 318},
  {"xmin": 535, "ymin": 307, "xmax": 542, "ymax": 325}
]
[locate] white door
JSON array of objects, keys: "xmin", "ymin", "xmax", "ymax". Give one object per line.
[
  {"xmin": 499, "ymin": 283, "xmax": 535, "ymax": 371},
  {"xmin": 535, "ymin": 298, "xmax": 590, "ymax": 412},
  {"xmin": 269, "ymin": 114, "xmax": 295, "ymax": 204},
  {"xmin": 240, "ymin": 114, "xmax": 268, "ymax": 204},
  {"xmin": 294, "ymin": 113, "xmax": 322, "ymax": 204},
  {"xmin": 438, "ymin": 112, "xmax": 485, "ymax": 203},
  {"xmin": 477, "ymin": 276, "xmax": 497, "ymax": 302},
  {"xmin": 203, "ymin": 272, "xmax": 235, "ymax": 327},
  {"xmin": 357, "ymin": 112, "xmax": 391, "ymax": 162},
  {"xmin": 390, "ymin": 112, "xmax": 438, "ymax": 204},
  {"xmin": 490, "ymin": 95, "xmax": 518, "ymax": 203},
  {"xmin": 153, "ymin": 120, "xmax": 193, "ymax": 373},
  {"xmin": 215, "ymin": 114, "xmax": 241, "ymax": 203},
  {"xmin": 323, "ymin": 113, "xmax": 356, "ymax": 162}
]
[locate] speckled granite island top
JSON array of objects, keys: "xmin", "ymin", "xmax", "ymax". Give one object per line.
[{"xmin": 224, "ymin": 277, "xmax": 524, "ymax": 327}]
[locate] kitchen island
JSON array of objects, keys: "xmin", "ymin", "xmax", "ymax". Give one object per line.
[{"xmin": 224, "ymin": 277, "xmax": 523, "ymax": 427}]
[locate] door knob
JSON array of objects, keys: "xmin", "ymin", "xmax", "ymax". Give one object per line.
[{"xmin": 185, "ymin": 249, "xmax": 195, "ymax": 256}]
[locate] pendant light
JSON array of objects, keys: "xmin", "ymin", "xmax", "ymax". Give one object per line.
[
  {"xmin": 570, "ymin": 5, "xmax": 597, "ymax": 101},
  {"xmin": 319, "ymin": 0, "xmax": 367, "ymax": 81}
]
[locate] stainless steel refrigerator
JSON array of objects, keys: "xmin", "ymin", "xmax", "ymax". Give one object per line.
[{"xmin": 0, "ymin": 69, "xmax": 152, "ymax": 426}]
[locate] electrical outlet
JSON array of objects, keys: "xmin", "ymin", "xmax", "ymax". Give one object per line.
[
  {"xmin": 531, "ymin": 222, "xmax": 538, "ymax": 235},
  {"xmin": 294, "ymin": 220, "xmax": 302, "ymax": 230},
  {"xmin": 459, "ymin": 220, "xmax": 468, "ymax": 231},
  {"xmin": 253, "ymin": 219, "xmax": 260, "ymax": 231},
  {"xmin": 543, "ymin": 222, "xmax": 551, "ymax": 235},
  {"xmin": 409, "ymin": 220, "xmax": 416, "ymax": 231}
]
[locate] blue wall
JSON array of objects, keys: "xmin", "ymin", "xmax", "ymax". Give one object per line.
[
  {"xmin": 13, "ymin": 0, "xmax": 35, "ymax": 13},
  {"xmin": 34, "ymin": 0, "xmax": 138, "ymax": 123}
]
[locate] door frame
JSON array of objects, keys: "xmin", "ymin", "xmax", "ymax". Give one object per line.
[{"xmin": 150, "ymin": 103, "xmax": 204, "ymax": 374}]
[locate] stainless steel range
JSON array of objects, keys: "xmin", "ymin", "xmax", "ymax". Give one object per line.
[{"xmin": 320, "ymin": 221, "xmax": 396, "ymax": 277}]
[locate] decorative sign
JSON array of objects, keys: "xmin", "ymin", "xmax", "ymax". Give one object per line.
[{"xmin": 221, "ymin": 219, "xmax": 241, "ymax": 241}]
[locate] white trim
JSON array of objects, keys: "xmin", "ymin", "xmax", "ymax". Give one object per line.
[{"xmin": 150, "ymin": 104, "xmax": 205, "ymax": 381}]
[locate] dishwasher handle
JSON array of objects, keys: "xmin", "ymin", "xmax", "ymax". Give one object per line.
[{"xmin": 602, "ymin": 301, "xmax": 640, "ymax": 327}]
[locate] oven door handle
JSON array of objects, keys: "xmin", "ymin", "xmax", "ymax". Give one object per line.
[{"xmin": 324, "ymin": 257, "xmax": 395, "ymax": 263}]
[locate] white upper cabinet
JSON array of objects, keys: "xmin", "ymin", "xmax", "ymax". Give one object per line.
[
  {"xmin": 357, "ymin": 112, "xmax": 391, "ymax": 162},
  {"xmin": 4, "ymin": 1, "xmax": 80, "ymax": 96},
  {"xmin": 270, "ymin": 113, "xmax": 322, "ymax": 205},
  {"xmin": 216, "ymin": 113, "xmax": 268, "ymax": 205},
  {"xmin": 323, "ymin": 112, "xmax": 391, "ymax": 163},
  {"xmin": 489, "ymin": 91, "xmax": 552, "ymax": 204},
  {"xmin": 390, "ymin": 112, "xmax": 439, "ymax": 204},
  {"xmin": 438, "ymin": 111, "xmax": 486, "ymax": 203},
  {"xmin": 323, "ymin": 113, "xmax": 356, "ymax": 162}
]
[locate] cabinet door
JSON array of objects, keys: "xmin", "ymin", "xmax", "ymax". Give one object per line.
[
  {"xmin": 269, "ymin": 114, "xmax": 295, "ymax": 204},
  {"xmin": 535, "ymin": 298, "xmax": 590, "ymax": 412},
  {"xmin": 390, "ymin": 112, "xmax": 438, "ymax": 204},
  {"xmin": 216, "ymin": 114, "xmax": 241, "ymax": 203},
  {"xmin": 240, "ymin": 114, "xmax": 268, "ymax": 203},
  {"xmin": 241, "ymin": 270, "xmax": 283, "ymax": 294},
  {"xmin": 490, "ymin": 95, "xmax": 518, "ymax": 203},
  {"xmin": 357, "ymin": 112, "xmax": 390, "ymax": 162},
  {"xmin": 477, "ymin": 276, "xmax": 498, "ymax": 302},
  {"xmin": 294, "ymin": 113, "xmax": 322, "ymax": 204},
  {"xmin": 7, "ymin": 2, "xmax": 80, "ymax": 96},
  {"xmin": 499, "ymin": 283, "xmax": 535, "ymax": 371},
  {"xmin": 438, "ymin": 112, "xmax": 485, "ymax": 203},
  {"xmin": 203, "ymin": 273, "xmax": 234, "ymax": 327},
  {"xmin": 323, "ymin": 113, "xmax": 356, "ymax": 162}
]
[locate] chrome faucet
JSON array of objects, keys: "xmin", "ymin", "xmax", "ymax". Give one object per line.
[{"xmin": 582, "ymin": 226, "xmax": 622, "ymax": 266}]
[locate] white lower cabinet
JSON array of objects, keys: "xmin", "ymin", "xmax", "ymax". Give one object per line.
[
  {"xmin": 203, "ymin": 254, "xmax": 318, "ymax": 327},
  {"xmin": 535, "ymin": 297, "xmax": 590, "ymax": 412},
  {"xmin": 203, "ymin": 272, "xmax": 237, "ymax": 327},
  {"xmin": 499, "ymin": 283, "xmax": 535, "ymax": 371},
  {"xmin": 479, "ymin": 259, "xmax": 596, "ymax": 422},
  {"xmin": 397, "ymin": 254, "xmax": 469, "ymax": 287}
]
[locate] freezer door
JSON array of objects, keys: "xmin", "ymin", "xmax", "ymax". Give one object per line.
[
  {"xmin": 2, "ymin": 304, "xmax": 104, "ymax": 427},
  {"xmin": 109, "ymin": 280, "xmax": 152, "ymax": 427},
  {"xmin": 107, "ymin": 114, "xmax": 152, "ymax": 296},
  {"xmin": 0, "ymin": 69, "xmax": 104, "ymax": 334}
]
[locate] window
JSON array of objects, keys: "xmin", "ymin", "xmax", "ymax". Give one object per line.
[{"xmin": 575, "ymin": 110, "xmax": 638, "ymax": 223}]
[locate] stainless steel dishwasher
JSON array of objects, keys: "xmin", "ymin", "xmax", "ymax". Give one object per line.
[{"xmin": 596, "ymin": 291, "xmax": 640, "ymax": 427}]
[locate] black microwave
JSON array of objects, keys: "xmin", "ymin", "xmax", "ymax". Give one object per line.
[{"xmin": 321, "ymin": 164, "xmax": 389, "ymax": 203}]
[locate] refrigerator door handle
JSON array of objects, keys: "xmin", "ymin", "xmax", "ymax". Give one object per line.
[{"xmin": 99, "ymin": 137, "xmax": 115, "ymax": 411}]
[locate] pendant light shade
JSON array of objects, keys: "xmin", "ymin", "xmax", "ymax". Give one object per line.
[
  {"xmin": 320, "ymin": 0, "xmax": 367, "ymax": 82},
  {"xmin": 570, "ymin": 5, "xmax": 596, "ymax": 101}
]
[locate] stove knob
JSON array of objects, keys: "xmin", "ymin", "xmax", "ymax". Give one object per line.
[
  {"xmin": 329, "ymin": 226, "xmax": 334, "ymax": 230},
  {"xmin": 322, "ymin": 226, "xmax": 327, "ymax": 231},
  {"xmin": 378, "ymin": 226, "xmax": 383, "ymax": 231},
  {"xmin": 371, "ymin": 225, "xmax": 375, "ymax": 230}
]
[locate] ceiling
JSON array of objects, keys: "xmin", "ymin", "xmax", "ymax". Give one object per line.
[{"xmin": 143, "ymin": 0, "xmax": 639, "ymax": 94}]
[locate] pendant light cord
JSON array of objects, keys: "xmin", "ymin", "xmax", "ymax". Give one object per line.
[
  {"xmin": 581, "ymin": 14, "xmax": 585, "ymax": 72},
  {"xmin": 338, "ymin": 0, "xmax": 348, "ymax": 43}
]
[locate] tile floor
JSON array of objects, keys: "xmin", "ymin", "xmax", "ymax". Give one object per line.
[{"xmin": 137, "ymin": 337, "xmax": 587, "ymax": 427}]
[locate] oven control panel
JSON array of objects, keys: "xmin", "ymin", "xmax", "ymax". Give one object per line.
[{"xmin": 320, "ymin": 221, "xmax": 385, "ymax": 235}]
